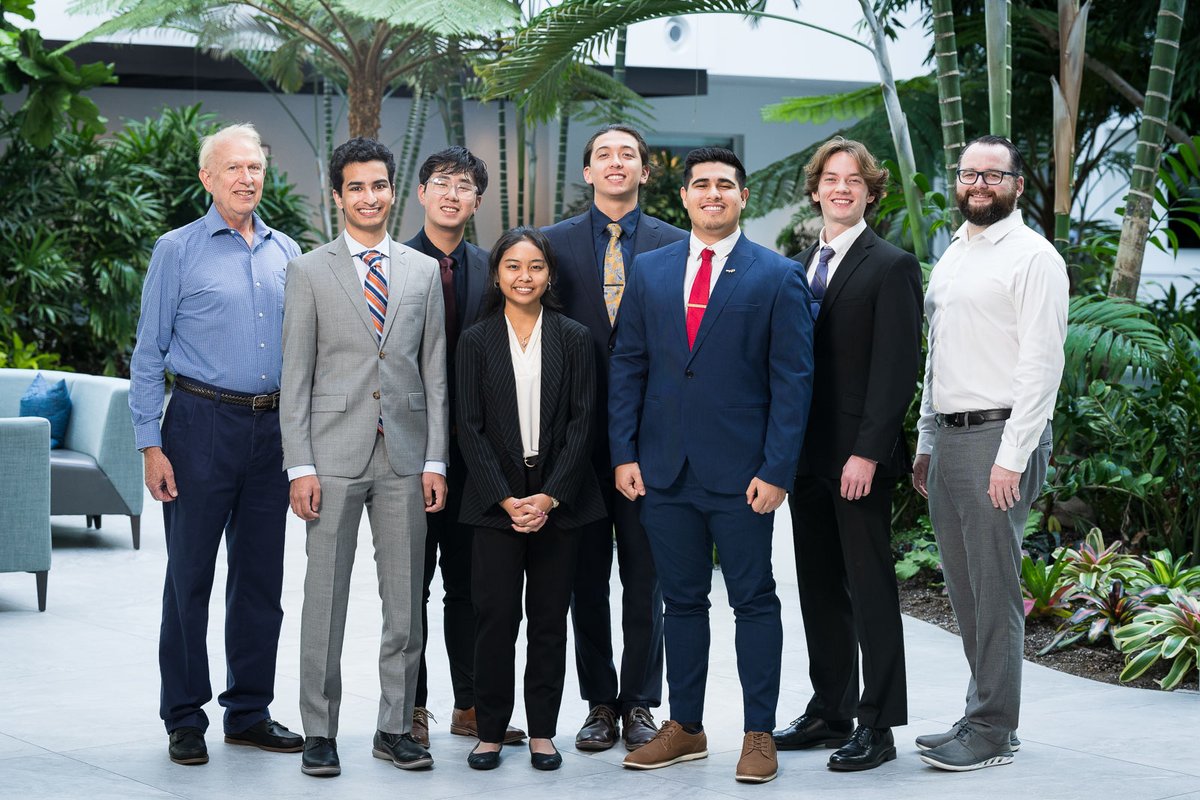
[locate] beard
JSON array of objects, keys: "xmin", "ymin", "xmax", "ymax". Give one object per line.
[{"xmin": 957, "ymin": 187, "xmax": 1017, "ymax": 226}]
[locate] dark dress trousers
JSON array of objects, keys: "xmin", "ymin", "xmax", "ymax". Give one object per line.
[
  {"xmin": 542, "ymin": 208, "xmax": 687, "ymax": 711},
  {"xmin": 789, "ymin": 226, "xmax": 923, "ymax": 729},
  {"xmin": 457, "ymin": 310, "xmax": 606, "ymax": 742},
  {"xmin": 402, "ymin": 231, "xmax": 488, "ymax": 711},
  {"xmin": 608, "ymin": 234, "xmax": 814, "ymax": 732}
]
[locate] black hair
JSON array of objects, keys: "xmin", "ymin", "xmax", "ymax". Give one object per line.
[
  {"xmin": 683, "ymin": 147, "xmax": 747, "ymax": 189},
  {"xmin": 330, "ymin": 137, "xmax": 396, "ymax": 195},
  {"xmin": 417, "ymin": 146, "xmax": 489, "ymax": 195},
  {"xmin": 959, "ymin": 134, "xmax": 1026, "ymax": 176},
  {"xmin": 480, "ymin": 226, "xmax": 564, "ymax": 316}
]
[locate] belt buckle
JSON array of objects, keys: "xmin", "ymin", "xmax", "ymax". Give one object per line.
[
  {"xmin": 252, "ymin": 393, "xmax": 275, "ymax": 410},
  {"xmin": 523, "ymin": 456, "xmax": 537, "ymax": 468}
]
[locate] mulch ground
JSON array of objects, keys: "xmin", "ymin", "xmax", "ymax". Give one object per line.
[{"xmin": 898, "ymin": 581, "xmax": 1172, "ymax": 691}]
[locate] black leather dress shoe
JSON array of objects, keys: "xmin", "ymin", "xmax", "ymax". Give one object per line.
[
  {"xmin": 467, "ymin": 744, "xmax": 502, "ymax": 770},
  {"xmin": 827, "ymin": 725, "xmax": 897, "ymax": 771},
  {"xmin": 575, "ymin": 705, "xmax": 619, "ymax": 751},
  {"xmin": 301, "ymin": 736, "xmax": 340, "ymax": 777},
  {"xmin": 772, "ymin": 714, "xmax": 852, "ymax": 750},
  {"xmin": 530, "ymin": 743, "xmax": 562, "ymax": 771},
  {"xmin": 622, "ymin": 707, "xmax": 657, "ymax": 751},
  {"xmin": 373, "ymin": 730, "xmax": 433, "ymax": 770},
  {"xmin": 224, "ymin": 718, "xmax": 304, "ymax": 752},
  {"xmin": 168, "ymin": 727, "xmax": 208, "ymax": 765}
]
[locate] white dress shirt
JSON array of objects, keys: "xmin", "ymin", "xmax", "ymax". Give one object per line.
[
  {"xmin": 505, "ymin": 310, "xmax": 544, "ymax": 459},
  {"xmin": 684, "ymin": 228, "xmax": 741, "ymax": 306},
  {"xmin": 916, "ymin": 209, "xmax": 1069, "ymax": 473},
  {"xmin": 807, "ymin": 217, "xmax": 868, "ymax": 285},
  {"xmin": 287, "ymin": 231, "xmax": 446, "ymax": 481}
]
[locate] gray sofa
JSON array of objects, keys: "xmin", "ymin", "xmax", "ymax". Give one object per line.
[
  {"xmin": 0, "ymin": 416, "xmax": 51, "ymax": 610},
  {"xmin": 0, "ymin": 369, "xmax": 144, "ymax": 550}
]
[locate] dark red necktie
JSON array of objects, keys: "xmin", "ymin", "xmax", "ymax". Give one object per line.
[
  {"xmin": 686, "ymin": 248, "xmax": 714, "ymax": 349},
  {"xmin": 439, "ymin": 256, "xmax": 458, "ymax": 356}
]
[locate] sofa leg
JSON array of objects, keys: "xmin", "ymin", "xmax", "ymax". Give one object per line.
[
  {"xmin": 85, "ymin": 516, "xmax": 93, "ymax": 529},
  {"xmin": 131, "ymin": 515, "xmax": 141, "ymax": 550},
  {"xmin": 91, "ymin": 515, "xmax": 102, "ymax": 529},
  {"xmin": 35, "ymin": 570, "xmax": 47, "ymax": 612}
]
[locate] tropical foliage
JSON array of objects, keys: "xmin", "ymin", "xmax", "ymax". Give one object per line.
[{"xmin": 1114, "ymin": 590, "xmax": 1200, "ymax": 690}]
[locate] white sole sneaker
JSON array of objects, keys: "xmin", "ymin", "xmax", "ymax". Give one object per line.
[
  {"xmin": 919, "ymin": 751, "xmax": 1014, "ymax": 771},
  {"xmin": 623, "ymin": 750, "xmax": 708, "ymax": 770}
]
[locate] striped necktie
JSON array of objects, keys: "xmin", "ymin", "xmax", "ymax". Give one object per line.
[
  {"xmin": 361, "ymin": 249, "xmax": 387, "ymax": 435},
  {"xmin": 362, "ymin": 249, "xmax": 387, "ymax": 341},
  {"xmin": 810, "ymin": 245, "xmax": 834, "ymax": 320},
  {"xmin": 603, "ymin": 222, "xmax": 625, "ymax": 326}
]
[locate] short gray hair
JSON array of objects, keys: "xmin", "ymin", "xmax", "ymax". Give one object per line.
[{"xmin": 198, "ymin": 123, "xmax": 265, "ymax": 172}]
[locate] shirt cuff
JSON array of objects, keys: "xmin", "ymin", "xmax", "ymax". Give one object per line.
[
  {"xmin": 423, "ymin": 460, "xmax": 446, "ymax": 476},
  {"xmin": 287, "ymin": 464, "xmax": 317, "ymax": 481},
  {"xmin": 134, "ymin": 422, "xmax": 163, "ymax": 451},
  {"xmin": 993, "ymin": 443, "xmax": 1029, "ymax": 474}
]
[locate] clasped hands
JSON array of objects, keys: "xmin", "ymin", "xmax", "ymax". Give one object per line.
[
  {"xmin": 614, "ymin": 462, "xmax": 786, "ymax": 514},
  {"xmin": 502, "ymin": 493, "xmax": 554, "ymax": 533}
]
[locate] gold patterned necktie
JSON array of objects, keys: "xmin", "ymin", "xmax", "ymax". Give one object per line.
[{"xmin": 603, "ymin": 222, "xmax": 625, "ymax": 326}]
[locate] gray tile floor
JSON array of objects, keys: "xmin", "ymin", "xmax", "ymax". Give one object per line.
[{"xmin": 2, "ymin": 488, "xmax": 1199, "ymax": 800}]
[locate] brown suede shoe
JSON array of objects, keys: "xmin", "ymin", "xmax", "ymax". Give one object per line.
[
  {"xmin": 411, "ymin": 707, "xmax": 433, "ymax": 748},
  {"xmin": 622, "ymin": 721, "xmax": 707, "ymax": 770},
  {"xmin": 449, "ymin": 707, "xmax": 527, "ymax": 744},
  {"xmin": 735, "ymin": 731, "xmax": 778, "ymax": 783}
]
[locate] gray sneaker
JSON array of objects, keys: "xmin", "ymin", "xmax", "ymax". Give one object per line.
[
  {"xmin": 915, "ymin": 717, "xmax": 1020, "ymax": 752},
  {"xmin": 919, "ymin": 724, "xmax": 1014, "ymax": 772}
]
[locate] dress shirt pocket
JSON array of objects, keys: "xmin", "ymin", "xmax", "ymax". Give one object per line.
[
  {"xmin": 408, "ymin": 392, "xmax": 426, "ymax": 411},
  {"xmin": 311, "ymin": 394, "xmax": 346, "ymax": 413},
  {"xmin": 399, "ymin": 292, "xmax": 427, "ymax": 305}
]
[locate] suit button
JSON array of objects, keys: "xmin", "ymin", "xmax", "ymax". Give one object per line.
[
  {"xmin": 378, "ymin": 351, "xmax": 386, "ymax": 359},
  {"xmin": 372, "ymin": 390, "xmax": 380, "ymax": 400},
  {"xmin": 685, "ymin": 370, "xmax": 694, "ymax": 378}
]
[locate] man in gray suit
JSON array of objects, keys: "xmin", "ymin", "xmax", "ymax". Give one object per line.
[{"xmin": 281, "ymin": 137, "xmax": 449, "ymax": 778}]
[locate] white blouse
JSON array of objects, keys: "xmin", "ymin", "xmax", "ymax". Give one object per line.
[{"xmin": 505, "ymin": 311, "xmax": 544, "ymax": 459}]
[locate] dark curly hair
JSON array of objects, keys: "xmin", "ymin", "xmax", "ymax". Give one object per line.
[{"xmin": 330, "ymin": 137, "xmax": 396, "ymax": 196}]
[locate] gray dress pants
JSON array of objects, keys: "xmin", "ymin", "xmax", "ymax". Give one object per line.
[{"xmin": 928, "ymin": 418, "xmax": 1051, "ymax": 745}]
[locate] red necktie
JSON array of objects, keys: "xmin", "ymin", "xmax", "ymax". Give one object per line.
[
  {"xmin": 686, "ymin": 248, "xmax": 714, "ymax": 349},
  {"xmin": 439, "ymin": 256, "xmax": 458, "ymax": 357}
]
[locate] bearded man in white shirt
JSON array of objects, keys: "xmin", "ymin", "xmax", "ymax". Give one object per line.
[{"xmin": 910, "ymin": 135, "xmax": 1068, "ymax": 772}]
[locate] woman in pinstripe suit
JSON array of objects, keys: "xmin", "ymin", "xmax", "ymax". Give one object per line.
[{"xmin": 456, "ymin": 227, "xmax": 606, "ymax": 771}]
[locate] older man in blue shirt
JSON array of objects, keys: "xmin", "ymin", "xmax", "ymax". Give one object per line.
[{"xmin": 130, "ymin": 123, "xmax": 304, "ymax": 767}]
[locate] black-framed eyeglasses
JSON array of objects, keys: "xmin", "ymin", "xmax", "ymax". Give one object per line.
[{"xmin": 956, "ymin": 169, "xmax": 1019, "ymax": 185}]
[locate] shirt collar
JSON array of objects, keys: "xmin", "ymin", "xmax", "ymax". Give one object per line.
[
  {"xmin": 689, "ymin": 227, "xmax": 741, "ymax": 261},
  {"xmin": 344, "ymin": 230, "xmax": 392, "ymax": 260},
  {"xmin": 819, "ymin": 217, "xmax": 868, "ymax": 254},
  {"xmin": 415, "ymin": 227, "xmax": 468, "ymax": 265},
  {"xmin": 203, "ymin": 203, "xmax": 269, "ymax": 240},
  {"xmin": 591, "ymin": 204, "xmax": 641, "ymax": 241},
  {"xmin": 950, "ymin": 207, "xmax": 1025, "ymax": 245}
]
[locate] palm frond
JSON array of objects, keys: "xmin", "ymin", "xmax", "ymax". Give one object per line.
[
  {"xmin": 762, "ymin": 83, "xmax": 883, "ymax": 125},
  {"xmin": 479, "ymin": 0, "xmax": 758, "ymax": 102},
  {"xmin": 1063, "ymin": 294, "xmax": 1170, "ymax": 392},
  {"xmin": 335, "ymin": 0, "xmax": 518, "ymax": 37}
]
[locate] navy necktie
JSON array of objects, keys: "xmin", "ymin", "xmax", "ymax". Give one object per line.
[{"xmin": 810, "ymin": 245, "xmax": 834, "ymax": 320}]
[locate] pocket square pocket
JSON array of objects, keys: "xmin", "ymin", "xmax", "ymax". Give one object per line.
[{"xmin": 399, "ymin": 292, "xmax": 427, "ymax": 305}]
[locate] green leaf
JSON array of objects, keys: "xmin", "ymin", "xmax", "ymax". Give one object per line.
[
  {"xmin": 1119, "ymin": 648, "xmax": 1161, "ymax": 682},
  {"xmin": 1158, "ymin": 652, "xmax": 1196, "ymax": 690},
  {"xmin": 333, "ymin": 0, "xmax": 518, "ymax": 35},
  {"xmin": 762, "ymin": 83, "xmax": 883, "ymax": 125}
]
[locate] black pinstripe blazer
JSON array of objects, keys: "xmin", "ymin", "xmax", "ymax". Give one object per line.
[{"xmin": 455, "ymin": 309, "xmax": 606, "ymax": 530}]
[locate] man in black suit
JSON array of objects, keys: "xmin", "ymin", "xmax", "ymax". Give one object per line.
[
  {"xmin": 772, "ymin": 137, "xmax": 922, "ymax": 771},
  {"xmin": 543, "ymin": 124, "xmax": 687, "ymax": 752},
  {"xmin": 403, "ymin": 146, "xmax": 525, "ymax": 748}
]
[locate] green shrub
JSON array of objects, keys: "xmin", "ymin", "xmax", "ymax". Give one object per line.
[
  {"xmin": 1115, "ymin": 590, "xmax": 1200, "ymax": 690},
  {"xmin": 1039, "ymin": 579, "xmax": 1162, "ymax": 654},
  {"xmin": 1020, "ymin": 553, "xmax": 1075, "ymax": 620}
]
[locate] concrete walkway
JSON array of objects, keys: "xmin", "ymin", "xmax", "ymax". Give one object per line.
[{"xmin": 2, "ymin": 488, "xmax": 1198, "ymax": 800}]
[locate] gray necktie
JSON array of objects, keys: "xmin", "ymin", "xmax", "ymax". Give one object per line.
[{"xmin": 810, "ymin": 245, "xmax": 834, "ymax": 319}]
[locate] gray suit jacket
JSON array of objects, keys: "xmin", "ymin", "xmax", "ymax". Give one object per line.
[{"xmin": 280, "ymin": 236, "xmax": 449, "ymax": 478}]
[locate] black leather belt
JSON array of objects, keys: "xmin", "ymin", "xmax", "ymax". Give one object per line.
[
  {"xmin": 936, "ymin": 408, "xmax": 1012, "ymax": 428},
  {"xmin": 175, "ymin": 378, "xmax": 280, "ymax": 411}
]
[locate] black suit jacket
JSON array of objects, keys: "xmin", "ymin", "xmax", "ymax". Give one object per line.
[
  {"xmin": 794, "ymin": 226, "xmax": 923, "ymax": 479},
  {"xmin": 542, "ymin": 209, "xmax": 688, "ymax": 467},
  {"xmin": 455, "ymin": 310, "xmax": 606, "ymax": 530}
]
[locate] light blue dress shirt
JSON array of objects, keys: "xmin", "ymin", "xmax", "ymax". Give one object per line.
[{"xmin": 129, "ymin": 204, "xmax": 300, "ymax": 449}]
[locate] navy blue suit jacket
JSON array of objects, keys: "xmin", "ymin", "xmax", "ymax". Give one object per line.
[
  {"xmin": 543, "ymin": 210, "xmax": 687, "ymax": 468},
  {"xmin": 608, "ymin": 233, "xmax": 815, "ymax": 494}
]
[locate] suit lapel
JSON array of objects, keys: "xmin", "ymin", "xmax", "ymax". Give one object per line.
[
  {"xmin": 328, "ymin": 237, "xmax": 377, "ymax": 339},
  {"xmin": 817, "ymin": 227, "xmax": 875, "ymax": 333},
  {"xmin": 380, "ymin": 243, "xmax": 412, "ymax": 346},
  {"xmin": 462, "ymin": 243, "xmax": 487, "ymax": 328},
  {"xmin": 687, "ymin": 235, "xmax": 753, "ymax": 361},
  {"xmin": 564, "ymin": 214, "xmax": 610, "ymax": 330},
  {"xmin": 537, "ymin": 312, "xmax": 563, "ymax": 456},
  {"xmin": 631, "ymin": 215, "xmax": 663, "ymax": 265},
  {"xmin": 483, "ymin": 315, "xmax": 524, "ymax": 459}
]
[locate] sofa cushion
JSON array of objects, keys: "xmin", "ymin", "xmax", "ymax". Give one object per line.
[{"xmin": 20, "ymin": 373, "xmax": 72, "ymax": 449}]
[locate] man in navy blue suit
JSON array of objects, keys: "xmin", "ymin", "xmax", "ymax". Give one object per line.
[
  {"xmin": 609, "ymin": 147, "xmax": 814, "ymax": 784},
  {"xmin": 544, "ymin": 124, "xmax": 687, "ymax": 752}
]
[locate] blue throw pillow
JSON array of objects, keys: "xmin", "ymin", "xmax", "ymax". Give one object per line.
[{"xmin": 19, "ymin": 373, "xmax": 72, "ymax": 449}]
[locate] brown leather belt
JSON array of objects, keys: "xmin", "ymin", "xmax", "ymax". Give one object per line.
[
  {"xmin": 175, "ymin": 378, "xmax": 280, "ymax": 411},
  {"xmin": 935, "ymin": 408, "xmax": 1012, "ymax": 428}
]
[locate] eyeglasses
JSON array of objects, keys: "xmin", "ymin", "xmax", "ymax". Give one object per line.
[
  {"xmin": 956, "ymin": 169, "xmax": 1019, "ymax": 185},
  {"xmin": 426, "ymin": 178, "xmax": 479, "ymax": 198}
]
